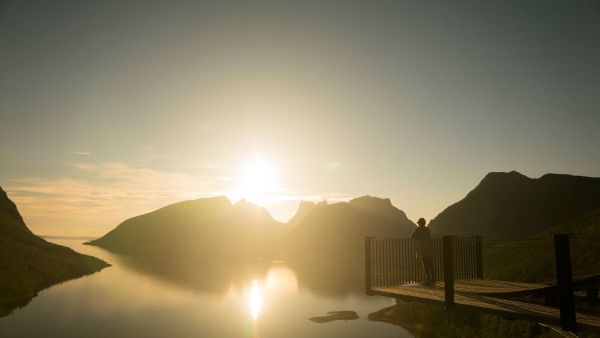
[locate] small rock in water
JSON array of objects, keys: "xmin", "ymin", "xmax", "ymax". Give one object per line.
[{"xmin": 309, "ymin": 311, "xmax": 359, "ymax": 323}]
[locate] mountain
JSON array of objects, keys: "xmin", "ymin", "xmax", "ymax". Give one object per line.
[
  {"xmin": 287, "ymin": 200, "xmax": 320, "ymax": 228},
  {"xmin": 87, "ymin": 197, "xmax": 284, "ymax": 264},
  {"xmin": 429, "ymin": 171, "xmax": 600, "ymax": 238},
  {"xmin": 285, "ymin": 196, "xmax": 416, "ymax": 274},
  {"xmin": 349, "ymin": 195, "xmax": 412, "ymax": 223},
  {"xmin": 0, "ymin": 186, "xmax": 109, "ymax": 317},
  {"xmin": 88, "ymin": 195, "xmax": 415, "ymax": 294}
]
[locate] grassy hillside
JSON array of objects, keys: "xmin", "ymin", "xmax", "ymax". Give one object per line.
[
  {"xmin": 483, "ymin": 208, "xmax": 600, "ymax": 283},
  {"xmin": 0, "ymin": 187, "xmax": 109, "ymax": 317}
]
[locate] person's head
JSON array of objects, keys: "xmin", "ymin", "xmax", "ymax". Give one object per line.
[{"xmin": 417, "ymin": 218, "xmax": 426, "ymax": 227}]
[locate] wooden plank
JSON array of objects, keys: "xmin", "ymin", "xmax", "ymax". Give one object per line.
[
  {"xmin": 375, "ymin": 279, "xmax": 548, "ymax": 297},
  {"xmin": 462, "ymin": 276, "xmax": 600, "ymax": 298},
  {"xmin": 452, "ymin": 279, "xmax": 549, "ymax": 295}
]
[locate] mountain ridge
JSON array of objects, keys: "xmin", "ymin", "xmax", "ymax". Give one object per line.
[
  {"xmin": 284, "ymin": 196, "xmax": 416, "ymax": 274},
  {"xmin": 429, "ymin": 171, "xmax": 600, "ymax": 238},
  {"xmin": 87, "ymin": 194, "xmax": 417, "ymax": 276},
  {"xmin": 0, "ymin": 186, "xmax": 109, "ymax": 317},
  {"xmin": 87, "ymin": 196, "xmax": 284, "ymax": 262}
]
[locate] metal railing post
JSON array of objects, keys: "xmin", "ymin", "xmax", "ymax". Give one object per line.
[
  {"xmin": 365, "ymin": 237, "xmax": 374, "ymax": 295},
  {"xmin": 554, "ymin": 234, "xmax": 577, "ymax": 332},
  {"xmin": 443, "ymin": 236, "xmax": 455, "ymax": 310},
  {"xmin": 475, "ymin": 236, "xmax": 483, "ymax": 279}
]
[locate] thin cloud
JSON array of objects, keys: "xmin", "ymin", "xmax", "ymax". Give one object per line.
[
  {"xmin": 187, "ymin": 161, "xmax": 230, "ymax": 170},
  {"xmin": 71, "ymin": 151, "xmax": 92, "ymax": 156},
  {"xmin": 5, "ymin": 162, "xmax": 227, "ymax": 236},
  {"xmin": 5, "ymin": 161, "xmax": 357, "ymax": 235}
]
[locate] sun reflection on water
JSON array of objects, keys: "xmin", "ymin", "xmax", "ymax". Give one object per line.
[{"xmin": 248, "ymin": 280, "xmax": 262, "ymax": 320}]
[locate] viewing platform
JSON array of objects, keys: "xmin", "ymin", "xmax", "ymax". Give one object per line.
[{"xmin": 365, "ymin": 236, "xmax": 600, "ymax": 332}]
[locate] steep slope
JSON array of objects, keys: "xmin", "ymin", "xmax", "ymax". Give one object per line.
[
  {"xmin": 0, "ymin": 187, "xmax": 109, "ymax": 317},
  {"xmin": 484, "ymin": 207, "xmax": 600, "ymax": 283},
  {"xmin": 87, "ymin": 197, "xmax": 284, "ymax": 263},
  {"xmin": 285, "ymin": 196, "xmax": 416, "ymax": 275},
  {"xmin": 429, "ymin": 171, "xmax": 600, "ymax": 237},
  {"xmin": 287, "ymin": 201, "xmax": 318, "ymax": 229}
]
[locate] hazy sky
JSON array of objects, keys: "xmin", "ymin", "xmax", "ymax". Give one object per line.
[{"xmin": 1, "ymin": 1, "xmax": 599, "ymax": 236}]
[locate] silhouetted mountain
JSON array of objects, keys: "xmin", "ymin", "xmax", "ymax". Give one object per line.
[
  {"xmin": 0, "ymin": 186, "xmax": 109, "ymax": 317},
  {"xmin": 429, "ymin": 171, "xmax": 600, "ymax": 238},
  {"xmin": 285, "ymin": 196, "xmax": 416, "ymax": 274},
  {"xmin": 349, "ymin": 195, "xmax": 412, "ymax": 223},
  {"xmin": 87, "ymin": 197, "xmax": 284, "ymax": 265},
  {"xmin": 88, "ymin": 195, "xmax": 415, "ymax": 296},
  {"xmin": 287, "ymin": 200, "xmax": 319, "ymax": 228}
]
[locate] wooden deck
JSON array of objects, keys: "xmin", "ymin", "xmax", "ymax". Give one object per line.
[
  {"xmin": 371, "ymin": 280, "xmax": 600, "ymax": 330},
  {"xmin": 440, "ymin": 279, "xmax": 551, "ymax": 297}
]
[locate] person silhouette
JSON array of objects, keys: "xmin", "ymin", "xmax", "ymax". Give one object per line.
[{"xmin": 411, "ymin": 218, "xmax": 434, "ymax": 286}]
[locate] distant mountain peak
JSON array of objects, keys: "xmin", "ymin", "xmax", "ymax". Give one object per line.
[
  {"xmin": 481, "ymin": 170, "xmax": 529, "ymax": 182},
  {"xmin": 299, "ymin": 200, "xmax": 319, "ymax": 208},
  {"xmin": 349, "ymin": 195, "xmax": 392, "ymax": 206},
  {"xmin": 0, "ymin": 185, "xmax": 28, "ymax": 231},
  {"xmin": 285, "ymin": 195, "xmax": 417, "ymax": 269},
  {"xmin": 231, "ymin": 198, "xmax": 274, "ymax": 220},
  {"xmin": 288, "ymin": 200, "xmax": 322, "ymax": 228},
  {"xmin": 197, "ymin": 195, "xmax": 231, "ymax": 205},
  {"xmin": 430, "ymin": 171, "xmax": 600, "ymax": 237},
  {"xmin": 88, "ymin": 195, "xmax": 283, "ymax": 257},
  {"xmin": 472, "ymin": 171, "xmax": 532, "ymax": 194},
  {"xmin": 295, "ymin": 200, "xmax": 320, "ymax": 215},
  {"xmin": 349, "ymin": 195, "xmax": 409, "ymax": 222},
  {"xmin": 539, "ymin": 172, "xmax": 590, "ymax": 181},
  {"xmin": 233, "ymin": 198, "xmax": 254, "ymax": 208},
  {"xmin": 0, "ymin": 186, "xmax": 109, "ymax": 317}
]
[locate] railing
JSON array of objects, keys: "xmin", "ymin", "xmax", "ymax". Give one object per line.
[
  {"xmin": 366, "ymin": 234, "xmax": 596, "ymax": 332},
  {"xmin": 365, "ymin": 236, "xmax": 483, "ymax": 290}
]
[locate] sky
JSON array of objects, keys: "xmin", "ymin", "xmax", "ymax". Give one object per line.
[{"xmin": 1, "ymin": 0, "xmax": 599, "ymax": 237}]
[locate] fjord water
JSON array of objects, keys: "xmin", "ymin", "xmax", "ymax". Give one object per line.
[{"xmin": 0, "ymin": 239, "xmax": 410, "ymax": 338}]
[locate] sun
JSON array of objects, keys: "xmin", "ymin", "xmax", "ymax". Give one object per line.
[
  {"xmin": 236, "ymin": 158, "xmax": 276, "ymax": 204},
  {"xmin": 244, "ymin": 160, "xmax": 274, "ymax": 190}
]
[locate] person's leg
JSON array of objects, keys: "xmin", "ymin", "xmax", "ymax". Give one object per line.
[
  {"xmin": 424, "ymin": 259, "xmax": 434, "ymax": 285},
  {"xmin": 420, "ymin": 259, "xmax": 428, "ymax": 285}
]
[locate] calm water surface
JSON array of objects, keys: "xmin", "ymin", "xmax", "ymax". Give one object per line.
[{"xmin": 0, "ymin": 239, "xmax": 411, "ymax": 338}]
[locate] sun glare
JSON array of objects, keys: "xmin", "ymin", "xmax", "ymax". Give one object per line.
[{"xmin": 235, "ymin": 158, "xmax": 277, "ymax": 204}]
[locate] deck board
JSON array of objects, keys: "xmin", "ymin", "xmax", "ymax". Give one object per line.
[{"xmin": 371, "ymin": 280, "xmax": 600, "ymax": 330}]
